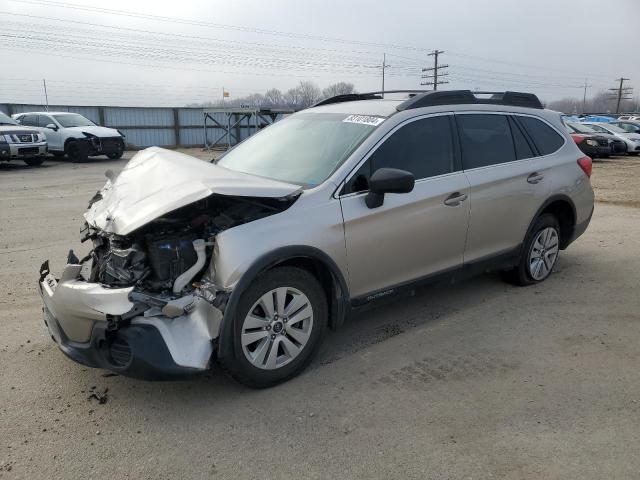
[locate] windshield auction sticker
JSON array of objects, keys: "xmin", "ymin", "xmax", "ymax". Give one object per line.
[{"xmin": 343, "ymin": 115, "xmax": 385, "ymax": 126}]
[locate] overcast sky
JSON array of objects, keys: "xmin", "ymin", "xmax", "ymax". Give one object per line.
[{"xmin": 1, "ymin": 0, "xmax": 638, "ymax": 106}]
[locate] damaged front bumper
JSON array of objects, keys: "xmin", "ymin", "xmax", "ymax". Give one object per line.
[{"xmin": 39, "ymin": 262, "xmax": 224, "ymax": 380}]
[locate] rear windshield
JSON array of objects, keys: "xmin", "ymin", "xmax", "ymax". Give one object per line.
[{"xmin": 217, "ymin": 112, "xmax": 382, "ymax": 186}]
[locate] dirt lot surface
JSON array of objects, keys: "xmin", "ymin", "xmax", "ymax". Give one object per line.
[{"xmin": 1, "ymin": 151, "xmax": 639, "ymax": 479}]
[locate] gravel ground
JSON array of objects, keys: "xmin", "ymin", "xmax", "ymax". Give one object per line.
[{"xmin": 1, "ymin": 151, "xmax": 639, "ymax": 479}]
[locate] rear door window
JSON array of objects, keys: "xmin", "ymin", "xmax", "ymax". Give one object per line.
[
  {"xmin": 457, "ymin": 114, "xmax": 516, "ymax": 169},
  {"xmin": 518, "ymin": 116, "xmax": 565, "ymax": 155},
  {"xmin": 20, "ymin": 114, "xmax": 38, "ymax": 127}
]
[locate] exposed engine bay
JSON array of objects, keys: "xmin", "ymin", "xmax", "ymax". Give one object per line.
[
  {"xmin": 83, "ymin": 193, "xmax": 295, "ymax": 296},
  {"xmin": 39, "ymin": 148, "xmax": 304, "ymax": 376}
]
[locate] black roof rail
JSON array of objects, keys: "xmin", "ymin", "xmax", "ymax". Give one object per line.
[
  {"xmin": 313, "ymin": 93, "xmax": 382, "ymax": 107},
  {"xmin": 312, "ymin": 90, "xmax": 430, "ymax": 107},
  {"xmin": 396, "ymin": 90, "xmax": 543, "ymax": 111}
]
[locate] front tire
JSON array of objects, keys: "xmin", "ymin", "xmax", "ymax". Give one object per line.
[
  {"xmin": 65, "ymin": 141, "xmax": 88, "ymax": 163},
  {"xmin": 106, "ymin": 150, "xmax": 124, "ymax": 160},
  {"xmin": 502, "ymin": 213, "xmax": 561, "ymax": 286},
  {"xmin": 219, "ymin": 266, "xmax": 327, "ymax": 388}
]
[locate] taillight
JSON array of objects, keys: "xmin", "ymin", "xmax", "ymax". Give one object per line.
[
  {"xmin": 577, "ymin": 156, "xmax": 592, "ymax": 178},
  {"xmin": 571, "ymin": 134, "xmax": 585, "ymax": 144}
]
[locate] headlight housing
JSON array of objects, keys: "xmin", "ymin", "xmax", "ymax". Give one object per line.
[{"xmin": 586, "ymin": 139, "xmax": 598, "ymax": 147}]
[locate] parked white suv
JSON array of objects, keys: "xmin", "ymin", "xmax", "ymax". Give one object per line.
[
  {"xmin": 0, "ymin": 111, "xmax": 47, "ymax": 166},
  {"xmin": 14, "ymin": 112, "xmax": 125, "ymax": 162}
]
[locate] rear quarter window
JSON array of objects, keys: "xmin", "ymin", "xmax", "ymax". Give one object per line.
[{"xmin": 517, "ymin": 116, "xmax": 565, "ymax": 156}]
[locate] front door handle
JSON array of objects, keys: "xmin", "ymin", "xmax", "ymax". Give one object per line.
[
  {"xmin": 443, "ymin": 192, "xmax": 468, "ymax": 207},
  {"xmin": 527, "ymin": 172, "xmax": 545, "ymax": 184}
]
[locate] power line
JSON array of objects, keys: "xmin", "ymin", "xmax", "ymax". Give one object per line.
[
  {"xmin": 421, "ymin": 50, "xmax": 448, "ymax": 91},
  {"xmin": 608, "ymin": 77, "xmax": 633, "ymax": 114},
  {"xmin": 9, "ymin": 0, "xmax": 433, "ymax": 52}
]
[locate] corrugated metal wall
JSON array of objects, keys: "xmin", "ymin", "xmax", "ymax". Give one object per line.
[{"xmin": 0, "ymin": 104, "xmax": 283, "ymax": 148}]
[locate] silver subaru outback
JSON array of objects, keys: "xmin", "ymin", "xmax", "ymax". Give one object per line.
[{"xmin": 39, "ymin": 90, "xmax": 594, "ymax": 387}]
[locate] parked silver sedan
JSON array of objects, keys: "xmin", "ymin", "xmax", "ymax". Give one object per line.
[{"xmin": 582, "ymin": 122, "xmax": 640, "ymax": 155}]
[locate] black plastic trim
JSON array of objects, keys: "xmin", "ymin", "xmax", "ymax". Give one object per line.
[
  {"xmin": 43, "ymin": 307, "xmax": 201, "ymax": 380},
  {"xmin": 397, "ymin": 90, "xmax": 543, "ymax": 111},
  {"xmin": 313, "ymin": 93, "xmax": 382, "ymax": 107},
  {"xmin": 351, "ymin": 247, "xmax": 521, "ymax": 307},
  {"xmin": 216, "ymin": 246, "xmax": 350, "ymax": 359},
  {"xmin": 523, "ymin": 194, "xmax": 578, "ymax": 251}
]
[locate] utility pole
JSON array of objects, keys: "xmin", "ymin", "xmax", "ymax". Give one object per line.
[
  {"xmin": 42, "ymin": 78, "xmax": 49, "ymax": 111},
  {"xmin": 381, "ymin": 53, "xmax": 390, "ymax": 98},
  {"xmin": 421, "ymin": 50, "xmax": 448, "ymax": 91},
  {"xmin": 582, "ymin": 78, "xmax": 592, "ymax": 114},
  {"xmin": 608, "ymin": 77, "xmax": 632, "ymax": 114}
]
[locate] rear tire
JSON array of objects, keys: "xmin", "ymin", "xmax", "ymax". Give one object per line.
[
  {"xmin": 218, "ymin": 266, "xmax": 327, "ymax": 388},
  {"xmin": 502, "ymin": 213, "xmax": 561, "ymax": 286},
  {"xmin": 65, "ymin": 141, "xmax": 88, "ymax": 163},
  {"xmin": 23, "ymin": 157, "xmax": 45, "ymax": 167}
]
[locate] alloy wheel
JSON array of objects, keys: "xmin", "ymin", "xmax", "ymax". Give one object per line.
[
  {"xmin": 529, "ymin": 227, "xmax": 559, "ymax": 281},
  {"xmin": 240, "ymin": 287, "xmax": 313, "ymax": 370}
]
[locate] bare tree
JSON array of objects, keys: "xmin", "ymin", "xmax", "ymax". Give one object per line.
[
  {"xmin": 322, "ymin": 82, "xmax": 356, "ymax": 99},
  {"xmin": 296, "ymin": 81, "xmax": 322, "ymax": 109},
  {"xmin": 284, "ymin": 87, "xmax": 301, "ymax": 109},
  {"xmin": 264, "ymin": 88, "xmax": 284, "ymax": 107}
]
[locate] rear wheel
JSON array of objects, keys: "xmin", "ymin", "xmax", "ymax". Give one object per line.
[
  {"xmin": 502, "ymin": 213, "xmax": 561, "ymax": 286},
  {"xmin": 219, "ymin": 266, "xmax": 327, "ymax": 388},
  {"xmin": 23, "ymin": 157, "xmax": 45, "ymax": 167},
  {"xmin": 65, "ymin": 141, "xmax": 88, "ymax": 163}
]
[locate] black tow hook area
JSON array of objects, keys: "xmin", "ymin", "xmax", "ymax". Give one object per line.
[{"xmin": 39, "ymin": 260, "xmax": 50, "ymax": 283}]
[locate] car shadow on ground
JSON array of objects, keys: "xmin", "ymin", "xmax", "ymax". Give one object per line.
[{"xmin": 36, "ymin": 270, "xmax": 525, "ymax": 409}]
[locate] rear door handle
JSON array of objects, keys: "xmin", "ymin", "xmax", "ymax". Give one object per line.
[
  {"xmin": 443, "ymin": 192, "xmax": 468, "ymax": 207},
  {"xmin": 527, "ymin": 172, "xmax": 544, "ymax": 184}
]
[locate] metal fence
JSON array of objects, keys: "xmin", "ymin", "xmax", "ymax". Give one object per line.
[{"xmin": 0, "ymin": 103, "xmax": 289, "ymax": 149}]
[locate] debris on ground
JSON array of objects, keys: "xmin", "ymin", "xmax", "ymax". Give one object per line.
[{"xmin": 87, "ymin": 386, "xmax": 109, "ymax": 404}]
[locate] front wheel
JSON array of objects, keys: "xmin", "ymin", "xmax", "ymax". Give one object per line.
[
  {"xmin": 65, "ymin": 141, "xmax": 88, "ymax": 163},
  {"xmin": 502, "ymin": 213, "xmax": 561, "ymax": 286},
  {"xmin": 219, "ymin": 266, "xmax": 327, "ymax": 388},
  {"xmin": 106, "ymin": 149, "xmax": 124, "ymax": 160}
]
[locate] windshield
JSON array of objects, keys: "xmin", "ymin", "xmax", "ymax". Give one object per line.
[
  {"xmin": 216, "ymin": 112, "xmax": 382, "ymax": 186},
  {"xmin": 52, "ymin": 114, "xmax": 95, "ymax": 128},
  {"xmin": 0, "ymin": 112, "xmax": 17, "ymax": 125},
  {"xmin": 567, "ymin": 122, "xmax": 596, "ymax": 134}
]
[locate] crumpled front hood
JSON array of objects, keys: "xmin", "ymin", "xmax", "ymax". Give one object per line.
[
  {"xmin": 84, "ymin": 147, "xmax": 301, "ymax": 235},
  {"xmin": 67, "ymin": 125, "xmax": 121, "ymax": 137}
]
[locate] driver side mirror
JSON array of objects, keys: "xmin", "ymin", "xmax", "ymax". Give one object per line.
[
  {"xmin": 365, "ymin": 168, "xmax": 415, "ymax": 209},
  {"xmin": 45, "ymin": 123, "xmax": 58, "ymax": 131}
]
